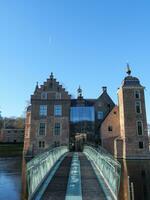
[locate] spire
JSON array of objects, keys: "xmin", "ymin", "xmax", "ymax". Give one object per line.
[
  {"xmin": 50, "ymin": 72, "xmax": 54, "ymax": 79},
  {"xmin": 35, "ymin": 82, "xmax": 39, "ymax": 92},
  {"xmin": 126, "ymin": 63, "xmax": 131, "ymax": 76},
  {"xmin": 77, "ymin": 86, "xmax": 83, "ymax": 98}
]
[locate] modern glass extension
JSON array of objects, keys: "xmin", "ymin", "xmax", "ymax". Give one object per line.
[
  {"xmin": 70, "ymin": 106, "xmax": 95, "ymax": 150},
  {"xmin": 70, "ymin": 106, "xmax": 95, "ymax": 134}
]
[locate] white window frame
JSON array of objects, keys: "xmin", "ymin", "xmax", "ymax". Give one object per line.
[
  {"xmin": 39, "ymin": 105, "xmax": 47, "ymax": 116},
  {"xmin": 54, "ymin": 105, "xmax": 62, "ymax": 116},
  {"xmin": 136, "ymin": 121, "xmax": 143, "ymax": 136},
  {"xmin": 38, "ymin": 122, "xmax": 46, "ymax": 136},
  {"xmin": 54, "ymin": 123, "xmax": 61, "ymax": 136},
  {"xmin": 135, "ymin": 101, "xmax": 142, "ymax": 114}
]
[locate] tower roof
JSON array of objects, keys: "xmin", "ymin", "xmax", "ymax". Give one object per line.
[{"xmin": 122, "ymin": 65, "xmax": 142, "ymax": 87}]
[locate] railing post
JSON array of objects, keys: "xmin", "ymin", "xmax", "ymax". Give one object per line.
[
  {"xmin": 128, "ymin": 176, "xmax": 131, "ymax": 200},
  {"xmin": 131, "ymin": 182, "xmax": 134, "ymax": 200}
]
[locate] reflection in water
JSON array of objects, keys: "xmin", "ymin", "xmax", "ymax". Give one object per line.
[
  {"xmin": 119, "ymin": 159, "xmax": 150, "ymax": 200},
  {"xmin": 1, "ymin": 156, "xmax": 150, "ymax": 200},
  {"xmin": 22, "ymin": 158, "xmax": 28, "ymax": 200},
  {"xmin": 0, "ymin": 157, "xmax": 22, "ymax": 200}
]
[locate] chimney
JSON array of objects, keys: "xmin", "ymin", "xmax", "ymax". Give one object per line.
[{"xmin": 102, "ymin": 86, "xmax": 107, "ymax": 93}]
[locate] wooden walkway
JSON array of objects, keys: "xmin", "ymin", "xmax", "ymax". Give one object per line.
[
  {"xmin": 40, "ymin": 153, "xmax": 107, "ymax": 200},
  {"xmin": 41, "ymin": 153, "xmax": 72, "ymax": 200},
  {"xmin": 79, "ymin": 153, "xmax": 106, "ymax": 200}
]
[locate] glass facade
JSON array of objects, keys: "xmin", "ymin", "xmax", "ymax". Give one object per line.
[
  {"xmin": 70, "ymin": 106, "xmax": 95, "ymax": 122},
  {"xmin": 70, "ymin": 106, "xmax": 95, "ymax": 139}
]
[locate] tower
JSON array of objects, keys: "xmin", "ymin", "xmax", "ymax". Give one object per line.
[{"xmin": 118, "ymin": 65, "xmax": 149, "ymax": 159}]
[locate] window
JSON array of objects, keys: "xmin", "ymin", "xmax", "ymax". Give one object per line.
[
  {"xmin": 54, "ymin": 141, "xmax": 60, "ymax": 147},
  {"xmin": 108, "ymin": 126, "xmax": 113, "ymax": 132},
  {"xmin": 97, "ymin": 111, "xmax": 104, "ymax": 120},
  {"xmin": 54, "ymin": 123, "xmax": 61, "ymax": 135},
  {"xmin": 136, "ymin": 102, "xmax": 142, "ymax": 114},
  {"xmin": 39, "ymin": 141, "xmax": 45, "ymax": 148},
  {"xmin": 39, "ymin": 105, "xmax": 47, "ymax": 116},
  {"xmin": 135, "ymin": 90, "xmax": 140, "ymax": 99},
  {"xmin": 39, "ymin": 123, "xmax": 46, "ymax": 136},
  {"xmin": 42, "ymin": 141, "xmax": 45, "ymax": 148},
  {"xmin": 55, "ymin": 92, "xmax": 61, "ymax": 99},
  {"xmin": 49, "ymin": 82, "xmax": 53, "ymax": 89},
  {"xmin": 41, "ymin": 92, "xmax": 47, "ymax": 100},
  {"xmin": 137, "ymin": 121, "xmax": 143, "ymax": 135},
  {"xmin": 54, "ymin": 105, "xmax": 62, "ymax": 116},
  {"xmin": 39, "ymin": 141, "xmax": 41, "ymax": 148},
  {"xmin": 139, "ymin": 141, "xmax": 144, "ymax": 149}
]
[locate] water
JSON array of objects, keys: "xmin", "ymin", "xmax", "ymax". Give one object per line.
[
  {"xmin": 0, "ymin": 157, "xmax": 22, "ymax": 200},
  {"xmin": 0, "ymin": 157, "xmax": 150, "ymax": 200},
  {"xmin": 119, "ymin": 160, "xmax": 150, "ymax": 200}
]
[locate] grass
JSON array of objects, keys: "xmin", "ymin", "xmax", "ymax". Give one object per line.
[{"xmin": 0, "ymin": 143, "xmax": 24, "ymax": 157}]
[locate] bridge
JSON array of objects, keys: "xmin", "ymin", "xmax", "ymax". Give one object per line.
[{"xmin": 26, "ymin": 145, "xmax": 121, "ymax": 200}]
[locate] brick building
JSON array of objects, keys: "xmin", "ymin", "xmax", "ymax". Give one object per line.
[
  {"xmin": 0, "ymin": 128, "xmax": 24, "ymax": 143},
  {"xmin": 24, "ymin": 67, "xmax": 150, "ymax": 159}
]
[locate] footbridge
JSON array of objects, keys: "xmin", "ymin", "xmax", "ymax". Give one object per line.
[{"xmin": 26, "ymin": 145, "xmax": 121, "ymax": 200}]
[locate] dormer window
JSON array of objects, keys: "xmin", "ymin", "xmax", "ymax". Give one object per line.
[
  {"xmin": 41, "ymin": 92, "xmax": 47, "ymax": 100},
  {"xmin": 135, "ymin": 90, "xmax": 140, "ymax": 99}
]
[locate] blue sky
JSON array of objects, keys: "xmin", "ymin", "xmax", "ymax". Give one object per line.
[{"xmin": 0, "ymin": 0, "xmax": 150, "ymax": 122}]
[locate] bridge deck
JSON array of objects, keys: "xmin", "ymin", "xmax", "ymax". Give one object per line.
[
  {"xmin": 41, "ymin": 153, "xmax": 73, "ymax": 200},
  {"xmin": 79, "ymin": 153, "xmax": 106, "ymax": 200},
  {"xmin": 40, "ymin": 152, "xmax": 106, "ymax": 200}
]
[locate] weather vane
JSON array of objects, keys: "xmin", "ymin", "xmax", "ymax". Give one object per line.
[{"xmin": 126, "ymin": 63, "xmax": 131, "ymax": 76}]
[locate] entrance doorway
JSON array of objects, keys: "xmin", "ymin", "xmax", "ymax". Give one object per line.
[{"xmin": 75, "ymin": 133, "xmax": 87, "ymax": 151}]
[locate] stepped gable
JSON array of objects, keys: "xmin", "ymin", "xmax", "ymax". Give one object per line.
[{"xmin": 31, "ymin": 73, "xmax": 71, "ymax": 100}]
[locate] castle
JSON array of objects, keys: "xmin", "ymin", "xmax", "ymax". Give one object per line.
[{"xmin": 24, "ymin": 66, "xmax": 150, "ymax": 159}]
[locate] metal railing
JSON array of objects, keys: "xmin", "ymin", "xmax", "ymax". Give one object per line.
[
  {"xmin": 26, "ymin": 146, "xmax": 68, "ymax": 199},
  {"xmin": 83, "ymin": 145, "xmax": 121, "ymax": 200}
]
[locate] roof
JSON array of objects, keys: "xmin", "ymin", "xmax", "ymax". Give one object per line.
[{"xmin": 122, "ymin": 76, "xmax": 142, "ymax": 87}]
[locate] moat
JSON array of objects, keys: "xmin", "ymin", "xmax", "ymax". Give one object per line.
[
  {"xmin": 0, "ymin": 157, "xmax": 22, "ymax": 200},
  {"xmin": 0, "ymin": 156, "xmax": 150, "ymax": 200}
]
